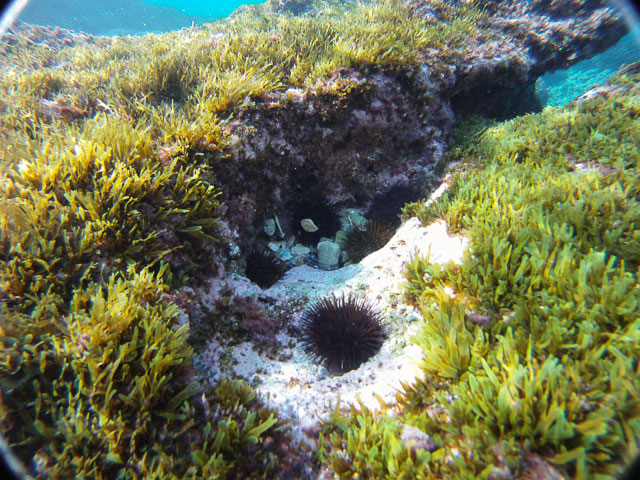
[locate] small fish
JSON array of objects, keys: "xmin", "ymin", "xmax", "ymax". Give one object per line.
[{"xmin": 301, "ymin": 218, "xmax": 318, "ymax": 232}]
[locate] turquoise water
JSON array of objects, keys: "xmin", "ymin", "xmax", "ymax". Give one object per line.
[
  {"xmin": 538, "ymin": 25, "xmax": 640, "ymax": 107},
  {"xmin": 16, "ymin": 0, "xmax": 266, "ymax": 36},
  {"xmin": 142, "ymin": 0, "xmax": 265, "ymax": 17}
]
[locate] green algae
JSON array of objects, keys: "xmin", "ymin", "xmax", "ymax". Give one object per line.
[
  {"xmin": 0, "ymin": 0, "xmax": 485, "ymax": 160},
  {"xmin": 0, "ymin": 1, "xmax": 490, "ymax": 476},
  {"xmin": 318, "ymin": 396, "xmax": 444, "ymax": 479},
  {"xmin": 0, "ymin": 266, "xmax": 287, "ymax": 478},
  {"xmin": 319, "ymin": 67, "xmax": 640, "ymax": 479},
  {"xmin": 2, "ymin": 1, "xmax": 590, "ymax": 477}
]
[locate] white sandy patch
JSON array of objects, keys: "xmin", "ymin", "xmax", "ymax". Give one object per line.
[{"xmin": 192, "ymin": 180, "xmax": 468, "ymax": 447}]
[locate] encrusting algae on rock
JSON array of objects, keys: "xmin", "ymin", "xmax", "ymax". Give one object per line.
[
  {"xmin": 0, "ymin": 0, "xmax": 637, "ymax": 478},
  {"xmin": 318, "ymin": 63, "xmax": 640, "ymax": 479},
  {"xmin": 0, "ymin": 1, "xmax": 480, "ymax": 475}
]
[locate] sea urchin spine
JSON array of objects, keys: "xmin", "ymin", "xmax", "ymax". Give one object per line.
[
  {"xmin": 343, "ymin": 219, "xmax": 394, "ymax": 263},
  {"xmin": 245, "ymin": 250, "xmax": 287, "ymax": 289},
  {"xmin": 300, "ymin": 294, "xmax": 387, "ymax": 373}
]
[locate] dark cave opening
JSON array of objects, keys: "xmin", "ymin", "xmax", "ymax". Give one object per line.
[{"xmin": 450, "ymin": 79, "xmax": 543, "ymax": 121}]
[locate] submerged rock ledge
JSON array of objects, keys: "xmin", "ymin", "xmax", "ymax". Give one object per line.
[
  {"xmin": 195, "ymin": 205, "xmax": 468, "ymax": 449},
  {"xmin": 208, "ymin": 0, "xmax": 628, "ymax": 262},
  {"xmin": 0, "ymin": 1, "xmax": 635, "ymax": 479}
]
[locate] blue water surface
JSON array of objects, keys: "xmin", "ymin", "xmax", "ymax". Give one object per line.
[
  {"xmin": 16, "ymin": 0, "xmax": 265, "ymax": 36},
  {"xmin": 143, "ymin": 1, "xmax": 265, "ymax": 17}
]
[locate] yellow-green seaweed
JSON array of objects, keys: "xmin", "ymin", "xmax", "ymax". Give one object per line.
[
  {"xmin": 0, "ymin": 266, "xmax": 285, "ymax": 478},
  {"xmin": 0, "ymin": 1, "xmax": 564, "ymax": 477},
  {"xmin": 320, "ymin": 66, "xmax": 640, "ymax": 479}
]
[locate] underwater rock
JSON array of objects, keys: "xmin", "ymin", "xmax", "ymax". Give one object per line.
[
  {"xmin": 290, "ymin": 244, "xmax": 311, "ymax": 266},
  {"xmin": 399, "ymin": 424, "xmax": 438, "ymax": 454},
  {"xmin": 37, "ymin": 99, "xmax": 88, "ymax": 123},
  {"xmin": 317, "ymin": 240, "xmax": 341, "ymax": 270},
  {"xmin": 0, "ymin": 22, "xmax": 104, "ymax": 55},
  {"xmin": 290, "ymin": 244, "xmax": 311, "ymax": 257},
  {"xmin": 408, "ymin": 0, "xmax": 628, "ymax": 119},
  {"xmin": 487, "ymin": 467, "xmax": 514, "ymax": 480},
  {"xmin": 521, "ymin": 453, "xmax": 568, "ymax": 480},
  {"xmin": 279, "ymin": 250, "xmax": 294, "ymax": 263},
  {"xmin": 268, "ymin": 0, "xmax": 312, "ymax": 16},
  {"xmin": 267, "ymin": 240, "xmax": 295, "ymax": 262},
  {"xmin": 219, "ymin": 69, "xmax": 440, "ymax": 252},
  {"xmin": 334, "ymin": 230, "xmax": 347, "ymax": 245},
  {"xmin": 216, "ymin": 0, "xmax": 626, "ymax": 250},
  {"xmin": 268, "ymin": 241, "xmax": 286, "ymax": 253},
  {"xmin": 340, "ymin": 209, "xmax": 368, "ymax": 230},
  {"xmin": 466, "ymin": 310, "xmax": 492, "ymax": 326}
]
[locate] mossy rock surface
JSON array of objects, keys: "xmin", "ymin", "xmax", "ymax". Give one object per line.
[
  {"xmin": 0, "ymin": 1, "xmax": 633, "ymax": 478},
  {"xmin": 318, "ymin": 63, "xmax": 640, "ymax": 479}
]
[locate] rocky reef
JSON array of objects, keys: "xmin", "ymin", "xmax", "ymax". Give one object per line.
[
  {"xmin": 410, "ymin": 0, "xmax": 629, "ymax": 118},
  {"xmin": 218, "ymin": 67, "xmax": 445, "ymax": 254},
  {"xmin": 209, "ymin": 0, "xmax": 628, "ymax": 260},
  {"xmin": 0, "ymin": 1, "xmax": 636, "ymax": 479}
]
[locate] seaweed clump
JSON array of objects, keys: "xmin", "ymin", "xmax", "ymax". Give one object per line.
[
  {"xmin": 318, "ymin": 64, "xmax": 640, "ymax": 479},
  {"xmin": 0, "ymin": 266, "xmax": 289, "ymax": 479},
  {"xmin": 0, "ymin": 0, "xmax": 487, "ymax": 476}
]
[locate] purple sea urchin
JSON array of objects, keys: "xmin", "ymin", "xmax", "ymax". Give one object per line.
[
  {"xmin": 343, "ymin": 219, "xmax": 394, "ymax": 263},
  {"xmin": 300, "ymin": 294, "xmax": 387, "ymax": 373},
  {"xmin": 367, "ymin": 184, "xmax": 422, "ymax": 228},
  {"xmin": 245, "ymin": 250, "xmax": 287, "ymax": 288}
]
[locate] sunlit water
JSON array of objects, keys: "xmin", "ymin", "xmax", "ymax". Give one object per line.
[{"xmin": 14, "ymin": 0, "xmax": 266, "ymax": 35}]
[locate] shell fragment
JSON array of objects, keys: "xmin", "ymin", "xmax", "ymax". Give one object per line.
[{"xmin": 301, "ymin": 218, "xmax": 319, "ymax": 232}]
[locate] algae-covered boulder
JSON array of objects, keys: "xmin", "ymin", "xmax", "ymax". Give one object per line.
[
  {"xmin": 0, "ymin": 0, "xmax": 635, "ymax": 478},
  {"xmin": 320, "ymin": 61, "xmax": 640, "ymax": 480}
]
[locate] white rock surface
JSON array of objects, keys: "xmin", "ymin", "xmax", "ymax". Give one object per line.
[{"xmin": 193, "ymin": 210, "xmax": 468, "ymax": 447}]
